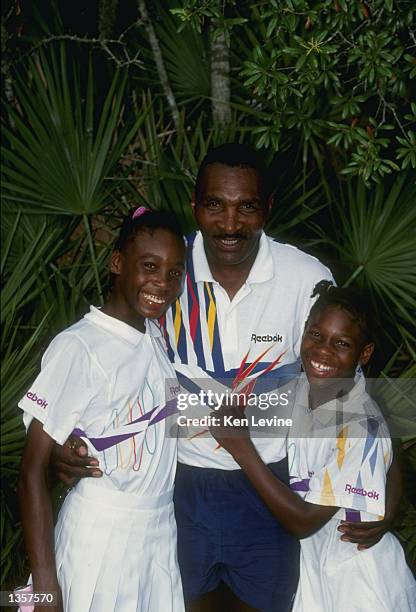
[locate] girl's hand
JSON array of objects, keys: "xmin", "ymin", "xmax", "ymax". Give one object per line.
[{"xmin": 209, "ymin": 404, "xmax": 254, "ymax": 462}]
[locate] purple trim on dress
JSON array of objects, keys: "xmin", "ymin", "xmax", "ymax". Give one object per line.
[
  {"xmin": 71, "ymin": 397, "xmax": 178, "ymax": 452},
  {"xmin": 290, "ymin": 478, "xmax": 310, "ymax": 492},
  {"xmin": 345, "ymin": 509, "xmax": 361, "ymax": 522}
]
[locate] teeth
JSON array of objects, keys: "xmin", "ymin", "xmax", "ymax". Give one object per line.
[
  {"xmin": 220, "ymin": 239, "xmax": 238, "ymax": 245},
  {"xmin": 143, "ymin": 293, "xmax": 165, "ymax": 305},
  {"xmin": 311, "ymin": 360, "xmax": 333, "ymax": 372}
]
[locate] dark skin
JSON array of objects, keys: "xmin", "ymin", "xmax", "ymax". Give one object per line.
[
  {"xmin": 18, "ymin": 419, "xmax": 63, "ymax": 611},
  {"xmin": 18, "ymin": 229, "xmax": 185, "ymax": 609},
  {"xmin": 210, "ymin": 406, "xmax": 339, "ymax": 539},
  {"xmin": 210, "ymin": 307, "xmax": 399, "ymax": 543},
  {"xmin": 191, "ymin": 163, "xmax": 271, "ymax": 300},
  {"xmin": 49, "ymin": 167, "xmax": 401, "ymax": 610},
  {"xmin": 52, "ymin": 164, "xmax": 270, "ymax": 612}
]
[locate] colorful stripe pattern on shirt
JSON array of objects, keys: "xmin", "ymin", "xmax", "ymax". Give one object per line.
[
  {"xmin": 72, "ymin": 398, "xmax": 177, "ymax": 452},
  {"xmin": 203, "ymin": 281, "xmax": 225, "ymax": 373}
]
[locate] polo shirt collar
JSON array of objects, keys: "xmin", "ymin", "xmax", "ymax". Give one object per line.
[
  {"xmin": 85, "ymin": 306, "xmax": 160, "ymax": 345},
  {"xmin": 296, "ymin": 371, "xmax": 368, "ymax": 428},
  {"xmin": 192, "ymin": 231, "xmax": 274, "ymax": 285}
]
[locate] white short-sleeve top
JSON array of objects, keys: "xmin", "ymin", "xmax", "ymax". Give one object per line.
[
  {"xmin": 288, "ymin": 372, "xmax": 392, "ymax": 521},
  {"xmin": 19, "ymin": 307, "xmax": 179, "ymax": 497}
]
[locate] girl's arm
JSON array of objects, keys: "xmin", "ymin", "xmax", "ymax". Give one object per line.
[
  {"xmin": 228, "ymin": 436, "xmax": 337, "ymax": 538},
  {"xmin": 210, "ymin": 413, "xmax": 338, "ymax": 539},
  {"xmin": 18, "ymin": 419, "xmax": 63, "ymax": 610}
]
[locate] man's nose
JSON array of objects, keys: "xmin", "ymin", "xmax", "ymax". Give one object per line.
[{"xmin": 219, "ymin": 208, "xmax": 241, "ymax": 234}]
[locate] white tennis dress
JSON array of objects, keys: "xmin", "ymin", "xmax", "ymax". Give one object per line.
[
  {"xmin": 19, "ymin": 307, "xmax": 184, "ymax": 612},
  {"xmin": 288, "ymin": 373, "xmax": 416, "ymax": 612}
]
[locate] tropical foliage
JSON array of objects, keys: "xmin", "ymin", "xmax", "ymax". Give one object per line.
[
  {"xmin": 1, "ymin": 0, "xmax": 415, "ymax": 588},
  {"xmin": 173, "ymin": 0, "xmax": 416, "ymax": 183}
]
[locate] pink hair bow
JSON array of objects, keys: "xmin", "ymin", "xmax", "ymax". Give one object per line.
[{"xmin": 132, "ymin": 206, "xmax": 150, "ymax": 219}]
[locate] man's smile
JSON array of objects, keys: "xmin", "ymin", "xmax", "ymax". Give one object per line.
[{"xmin": 213, "ymin": 234, "xmax": 245, "ymax": 250}]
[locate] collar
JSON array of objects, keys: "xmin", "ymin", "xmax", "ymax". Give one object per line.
[
  {"xmin": 298, "ymin": 371, "xmax": 367, "ymax": 428},
  {"xmin": 192, "ymin": 231, "xmax": 274, "ymax": 285},
  {"xmin": 85, "ymin": 306, "xmax": 160, "ymax": 345}
]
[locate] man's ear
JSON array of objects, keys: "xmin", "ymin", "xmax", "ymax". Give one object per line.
[
  {"xmin": 110, "ymin": 250, "xmax": 122, "ymax": 275},
  {"xmin": 359, "ymin": 342, "xmax": 375, "ymax": 366}
]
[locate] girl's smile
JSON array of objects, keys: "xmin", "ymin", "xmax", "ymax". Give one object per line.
[{"xmin": 105, "ymin": 228, "xmax": 186, "ymax": 331}]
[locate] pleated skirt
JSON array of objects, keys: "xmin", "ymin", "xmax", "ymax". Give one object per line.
[{"xmin": 54, "ymin": 480, "xmax": 185, "ymax": 612}]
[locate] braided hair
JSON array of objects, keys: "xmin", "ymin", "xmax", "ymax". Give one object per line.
[
  {"xmin": 308, "ymin": 280, "xmax": 373, "ymax": 345},
  {"xmin": 114, "ymin": 207, "xmax": 184, "ymax": 252}
]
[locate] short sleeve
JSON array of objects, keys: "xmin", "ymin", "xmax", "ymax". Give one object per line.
[
  {"xmin": 18, "ymin": 332, "xmax": 105, "ymax": 444},
  {"xmin": 305, "ymin": 418, "xmax": 392, "ymax": 519}
]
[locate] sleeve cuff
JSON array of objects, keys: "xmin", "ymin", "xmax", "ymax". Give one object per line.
[{"xmin": 305, "ymin": 490, "xmax": 385, "ymax": 518}]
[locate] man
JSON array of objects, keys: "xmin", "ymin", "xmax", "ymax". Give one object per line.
[{"xmin": 54, "ymin": 144, "xmax": 399, "ymax": 612}]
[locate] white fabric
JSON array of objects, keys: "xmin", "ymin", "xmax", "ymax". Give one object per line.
[
  {"xmin": 54, "ymin": 481, "xmax": 183, "ymax": 612},
  {"xmin": 162, "ymin": 231, "xmax": 333, "ymax": 469},
  {"xmin": 19, "ymin": 306, "xmax": 178, "ymax": 496},
  {"xmin": 289, "ymin": 374, "xmax": 416, "ymax": 611},
  {"xmin": 19, "ymin": 307, "xmax": 184, "ymax": 611}
]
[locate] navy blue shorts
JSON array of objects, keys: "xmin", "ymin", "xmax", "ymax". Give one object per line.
[{"xmin": 174, "ymin": 458, "xmax": 300, "ymax": 611}]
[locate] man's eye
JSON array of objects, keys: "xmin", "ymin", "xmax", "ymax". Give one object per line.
[
  {"xmin": 241, "ymin": 202, "xmax": 257, "ymax": 210},
  {"xmin": 308, "ymin": 329, "xmax": 320, "ymax": 337},
  {"xmin": 206, "ymin": 200, "xmax": 221, "ymax": 209}
]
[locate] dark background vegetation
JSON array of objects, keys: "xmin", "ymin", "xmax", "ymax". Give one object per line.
[{"xmin": 1, "ymin": 0, "xmax": 415, "ymax": 590}]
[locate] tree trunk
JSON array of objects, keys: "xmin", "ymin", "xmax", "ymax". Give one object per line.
[
  {"xmin": 211, "ymin": 26, "xmax": 231, "ymax": 126},
  {"xmin": 98, "ymin": 0, "xmax": 118, "ymax": 40},
  {"xmin": 137, "ymin": 0, "xmax": 180, "ymax": 130}
]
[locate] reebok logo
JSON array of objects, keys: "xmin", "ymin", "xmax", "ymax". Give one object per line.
[
  {"xmin": 26, "ymin": 392, "xmax": 48, "ymax": 409},
  {"xmin": 251, "ymin": 333, "xmax": 283, "ymax": 344},
  {"xmin": 345, "ymin": 484, "xmax": 379, "ymax": 500}
]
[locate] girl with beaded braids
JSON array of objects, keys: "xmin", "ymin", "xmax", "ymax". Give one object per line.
[
  {"xmin": 17, "ymin": 208, "xmax": 187, "ymax": 612},
  {"xmin": 211, "ymin": 280, "xmax": 416, "ymax": 611}
]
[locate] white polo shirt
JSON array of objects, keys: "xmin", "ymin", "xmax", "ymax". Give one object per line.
[
  {"xmin": 19, "ymin": 307, "xmax": 179, "ymax": 496},
  {"xmin": 159, "ymin": 231, "xmax": 333, "ymax": 469},
  {"xmin": 289, "ymin": 373, "xmax": 416, "ymax": 611}
]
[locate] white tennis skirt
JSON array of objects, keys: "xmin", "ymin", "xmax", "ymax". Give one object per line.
[{"xmin": 54, "ymin": 480, "xmax": 185, "ymax": 612}]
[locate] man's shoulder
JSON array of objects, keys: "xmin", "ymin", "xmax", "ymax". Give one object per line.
[{"xmin": 266, "ymin": 236, "xmax": 333, "ymax": 280}]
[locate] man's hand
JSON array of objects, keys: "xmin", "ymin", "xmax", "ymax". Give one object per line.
[
  {"xmin": 51, "ymin": 435, "xmax": 102, "ymax": 487},
  {"xmin": 338, "ymin": 448, "xmax": 402, "ymax": 550},
  {"xmin": 337, "ymin": 515, "xmax": 392, "ymax": 550}
]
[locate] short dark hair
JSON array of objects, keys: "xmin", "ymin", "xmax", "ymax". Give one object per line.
[
  {"xmin": 195, "ymin": 143, "xmax": 269, "ymax": 203},
  {"xmin": 308, "ymin": 280, "xmax": 373, "ymax": 344},
  {"xmin": 114, "ymin": 208, "xmax": 184, "ymax": 252}
]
